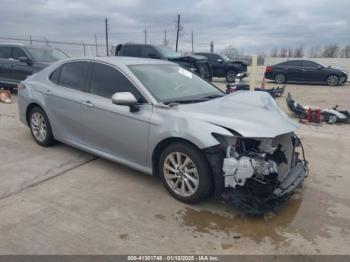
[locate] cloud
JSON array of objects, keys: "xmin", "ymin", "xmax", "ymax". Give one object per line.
[{"xmin": 0, "ymin": 0, "xmax": 349, "ymax": 54}]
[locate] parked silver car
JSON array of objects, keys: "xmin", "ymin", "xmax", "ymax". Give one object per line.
[{"xmin": 18, "ymin": 57, "xmax": 308, "ymax": 214}]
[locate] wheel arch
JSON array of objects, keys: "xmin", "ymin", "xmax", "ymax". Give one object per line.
[{"xmin": 26, "ymin": 102, "xmax": 44, "ymax": 125}]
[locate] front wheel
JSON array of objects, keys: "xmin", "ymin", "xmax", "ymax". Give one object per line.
[
  {"xmin": 226, "ymin": 70, "xmax": 237, "ymax": 83},
  {"xmin": 159, "ymin": 142, "xmax": 213, "ymax": 204},
  {"xmin": 326, "ymin": 75, "xmax": 339, "ymax": 86}
]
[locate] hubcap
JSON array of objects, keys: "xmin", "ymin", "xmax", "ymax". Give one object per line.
[
  {"xmin": 275, "ymin": 74, "xmax": 285, "ymax": 84},
  {"xmin": 31, "ymin": 112, "xmax": 47, "ymax": 142},
  {"xmin": 163, "ymin": 152, "xmax": 199, "ymax": 197},
  {"xmin": 327, "ymin": 75, "xmax": 339, "ymax": 86}
]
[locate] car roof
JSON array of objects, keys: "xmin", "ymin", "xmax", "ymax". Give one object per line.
[
  {"xmin": 62, "ymin": 56, "xmax": 174, "ymax": 66},
  {"xmin": 0, "ymin": 43, "xmax": 58, "ymax": 50},
  {"xmin": 0, "ymin": 42, "xmax": 25, "ymax": 47}
]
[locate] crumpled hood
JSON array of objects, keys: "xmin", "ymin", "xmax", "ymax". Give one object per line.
[{"xmin": 178, "ymin": 91, "xmax": 299, "ymax": 138}]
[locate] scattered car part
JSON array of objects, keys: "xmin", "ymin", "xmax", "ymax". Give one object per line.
[
  {"xmin": 0, "ymin": 88, "xmax": 11, "ymax": 103},
  {"xmin": 226, "ymin": 83, "xmax": 286, "ymax": 98},
  {"xmin": 286, "ymin": 92, "xmax": 350, "ymax": 124},
  {"xmin": 18, "ymin": 57, "xmax": 307, "ymax": 214}
]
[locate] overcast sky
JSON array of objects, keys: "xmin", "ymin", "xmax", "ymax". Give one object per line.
[{"xmin": 0, "ymin": 0, "xmax": 349, "ymax": 55}]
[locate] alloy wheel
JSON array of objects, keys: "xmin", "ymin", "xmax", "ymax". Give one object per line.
[
  {"xmin": 327, "ymin": 75, "xmax": 339, "ymax": 86},
  {"xmin": 163, "ymin": 152, "xmax": 199, "ymax": 197},
  {"xmin": 30, "ymin": 112, "xmax": 47, "ymax": 142},
  {"xmin": 275, "ymin": 73, "xmax": 286, "ymax": 84}
]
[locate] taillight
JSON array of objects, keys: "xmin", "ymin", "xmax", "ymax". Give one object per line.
[{"xmin": 265, "ymin": 66, "xmax": 273, "ymax": 73}]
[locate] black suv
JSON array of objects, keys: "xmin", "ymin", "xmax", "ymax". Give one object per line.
[
  {"xmin": 115, "ymin": 43, "xmax": 212, "ymax": 81},
  {"xmin": 0, "ymin": 43, "xmax": 68, "ymax": 89},
  {"xmin": 195, "ymin": 52, "xmax": 247, "ymax": 82}
]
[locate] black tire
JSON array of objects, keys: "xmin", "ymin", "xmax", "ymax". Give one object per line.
[
  {"xmin": 274, "ymin": 73, "xmax": 286, "ymax": 84},
  {"xmin": 159, "ymin": 142, "xmax": 213, "ymax": 204},
  {"xmin": 226, "ymin": 70, "xmax": 237, "ymax": 83},
  {"xmin": 326, "ymin": 75, "xmax": 340, "ymax": 86},
  {"xmin": 29, "ymin": 107, "xmax": 55, "ymax": 147}
]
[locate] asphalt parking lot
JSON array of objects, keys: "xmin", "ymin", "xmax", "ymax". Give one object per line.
[{"xmin": 0, "ymin": 81, "xmax": 349, "ymax": 254}]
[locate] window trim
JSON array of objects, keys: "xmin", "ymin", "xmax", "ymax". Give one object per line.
[{"xmin": 86, "ymin": 61, "xmax": 151, "ymax": 104}]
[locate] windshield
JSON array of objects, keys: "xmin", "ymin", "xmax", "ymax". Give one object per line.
[
  {"xmin": 128, "ymin": 64, "xmax": 223, "ymax": 103},
  {"xmin": 156, "ymin": 46, "xmax": 181, "ymax": 59},
  {"xmin": 221, "ymin": 54, "xmax": 231, "ymax": 62},
  {"xmin": 27, "ymin": 47, "xmax": 68, "ymax": 62}
]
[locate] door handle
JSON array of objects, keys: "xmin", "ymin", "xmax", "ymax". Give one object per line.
[{"xmin": 82, "ymin": 100, "xmax": 94, "ymax": 108}]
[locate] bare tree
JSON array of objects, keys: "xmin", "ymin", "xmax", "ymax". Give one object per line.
[
  {"xmin": 322, "ymin": 44, "xmax": 339, "ymax": 58},
  {"xmin": 287, "ymin": 47, "xmax": 294, "ymax": 58},
  {"xmin": 279, "ymin": 47, "xmax": 288, "ymax": 58},
  {"xmin": 222, "ymin": 44, "xmax": 242, "ymax": 59},
  {"xmin": 257, "ymin": 51, "xmax": 266, "ymax": 65},
  {"xmin": 293, "ymin": 46, "xmax": 304, "ymax": 58},
  {"xmin": 308, "ymin": 46, "xmax": 321, "ymax": 58},
  {"xmin": 344, "ymin": 45, "xmax": 350, "ymax": 58},
  {"xmin": 270, "ymin": 47, "xmax": 278, "ymax": 57}
]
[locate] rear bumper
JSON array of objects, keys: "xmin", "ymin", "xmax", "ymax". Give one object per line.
[{"xmin": 273, "ymin": 162, "xmax": 307, "ymax": 197}]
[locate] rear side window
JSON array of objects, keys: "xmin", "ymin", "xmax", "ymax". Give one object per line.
[
  {"xmin": 0, "ymin": 46, "xmax": 12, "ymax": 59},
  {"xmin": 12, "ymin": 47, "xmax": 28, "ymax": 60},
  {"xmin": 89, "ymin": 63, "xmax": 144, "ymax": 102},
  {"xmin": 286, "ymin": 60, "xmax": 302, "ymax": 67},
  {"xmin": 122, "ymin": 46, "xmax": 140, "ymax": 57},
  {"xmin": 49, "ymin": 66, "xmax": 62, "ymax": 84},
  {"xmin": 58, "ymin": 62, "xmax": 90, "ymax": 91}
]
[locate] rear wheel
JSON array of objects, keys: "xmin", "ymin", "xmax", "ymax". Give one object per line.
[
  {"xmin": 274, "ymin": 73, "xmax": 286, "ymax": 84},
  {"xmin": 159, "ymin": 142, "xmax": 212, "ymax": 204},
  {"xmin": 326, "ymin": 75, "xmax": 339, "ymax": 86},
  {"xmin": 29, "ymin": 107, "xmax": 55, "ymax": 146},
  {"xmin": 226, "ymin": 70, "xmax": 237, "ymax": 83}
]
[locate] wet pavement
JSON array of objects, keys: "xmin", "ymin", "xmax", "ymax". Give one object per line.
[{"xmin": 0, "ymin": 82, "xmax": 349, "ymax": 254}]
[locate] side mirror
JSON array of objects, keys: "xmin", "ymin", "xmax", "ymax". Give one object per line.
[
  {"xmin": 317, "ymin": 65, "xmax": 323, "ymax": 70},
  {"xmin": 111, "ymin": 92, "xmax": 139, "ymax": 112},
  {"xmin": 217, "ymin": 58, "xmax": 223, "ymax": 63},
  {"xmin": 18, "ymin": 56, "xmax": 33, "ymax": 65}
]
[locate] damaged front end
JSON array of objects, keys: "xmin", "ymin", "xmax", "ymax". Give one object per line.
[{"xmin": 207, "ymin": 132, "xmax": 308, "ymax": 215}]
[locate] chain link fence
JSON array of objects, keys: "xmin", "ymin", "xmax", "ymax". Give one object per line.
[{"xmin": 0, "ymin": 36, "xmax": 110, "ymax": 57}]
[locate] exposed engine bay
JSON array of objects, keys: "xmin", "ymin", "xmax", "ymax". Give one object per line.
[{"xmin": 211, "ymin": 132, "xmax": 308, "ymax": 214}]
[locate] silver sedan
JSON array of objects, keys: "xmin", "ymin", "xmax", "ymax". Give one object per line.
[{"xmin": 18, "ymin": 57, "xmax": 308, "ymax": 214}]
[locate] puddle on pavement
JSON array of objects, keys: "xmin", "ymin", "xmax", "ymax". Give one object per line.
[{"xmin": 175, "ymin": 187, "xmax": 350, "ymax": 246}]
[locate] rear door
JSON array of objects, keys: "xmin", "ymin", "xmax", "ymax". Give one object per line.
[
  {"xmin": 45, "ymin": 61, "xmax": 90, "ymax": 144},
  {"xmin": 81, "ymin": 62, "xmax": 152, "ymax": 167},
  {"xmin": 207, "ymin": 54, "xmax": 225, "ymax": 77},
  {"xmin": 10, "ymin": 47, "xmax": 33, "ymax": 82},
  {"xmin": 283, "ymin": 60, "xmax": 303, "ymax": 81},
  {"xmin": 0, "ymin": 45, "xmax": 14, "ymax": 84}
]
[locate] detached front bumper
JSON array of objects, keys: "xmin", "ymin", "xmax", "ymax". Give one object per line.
[{"xmin": 273, "ymin": 162, "xmax": 307, "ymax": 197}]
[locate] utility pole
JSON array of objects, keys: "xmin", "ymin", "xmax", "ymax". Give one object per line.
[
  {"xmin": 210, "ymin": 41, "xmax": 214, "ymax": 53},
  {"xmin": 175, "ymin": 14, "xmax": 180, "ymax": 52},
  {"xmin": 29, "ymin": 35, "xmax": 32, "ymax": 45},
  {"xmin": 105, "ymin": 18, "xmax": 109, "ymax": 56},
  {"xmin": 164, "ymin": 30, "xmax": 167, "ymax": 46},
  {"xmin": 94, "ymin": 33, "xmax": 98, "ymax": 56},
  {"xmin": 144, "ymin": 29, "xmax": 147, "ymax": 44},
  {"xmin": 191, "ymin": 31, "xmax": 194, "ymax": 53}
]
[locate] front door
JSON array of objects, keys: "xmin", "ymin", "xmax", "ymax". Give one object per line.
[
  {"xmin": 10, "ymin": 47, "xmax": 34, "ymax": 82},
  {"xmin": 0, "ymin": 45, "xmax": 15, "ymax": 85},
  {"xmin": 81, "ymin": 62, "xmax": 152, "ymax": 168}
]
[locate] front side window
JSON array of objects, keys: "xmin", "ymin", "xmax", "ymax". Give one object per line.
[
  {"xmin": 303, "ymin": 61, "xmax": 318, "ymax": 68},
  {"xmin": 129, "ymin": 64, "xmax": 223, "ymax": 103},
  {"xmin": 49, "ymin": 66, "xmax": 61, "ymax": 84},
  {"xmin": 122, "ymin": 46, "xmax": 140, "ymax": 57},
  {"xmin": 58, "ymin": 62, "xmax": 89, "ymax": 91},
  {"xmin": 89, "ymin": 63, "xmax": 144, "ymax": 101},
  {"xmin": 12, "ymin": 47, "xmax": 28, "ymax": 60},
  {"xmin": 0, "ymin": 46, "xmax": 12, "ymax": 59}
]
